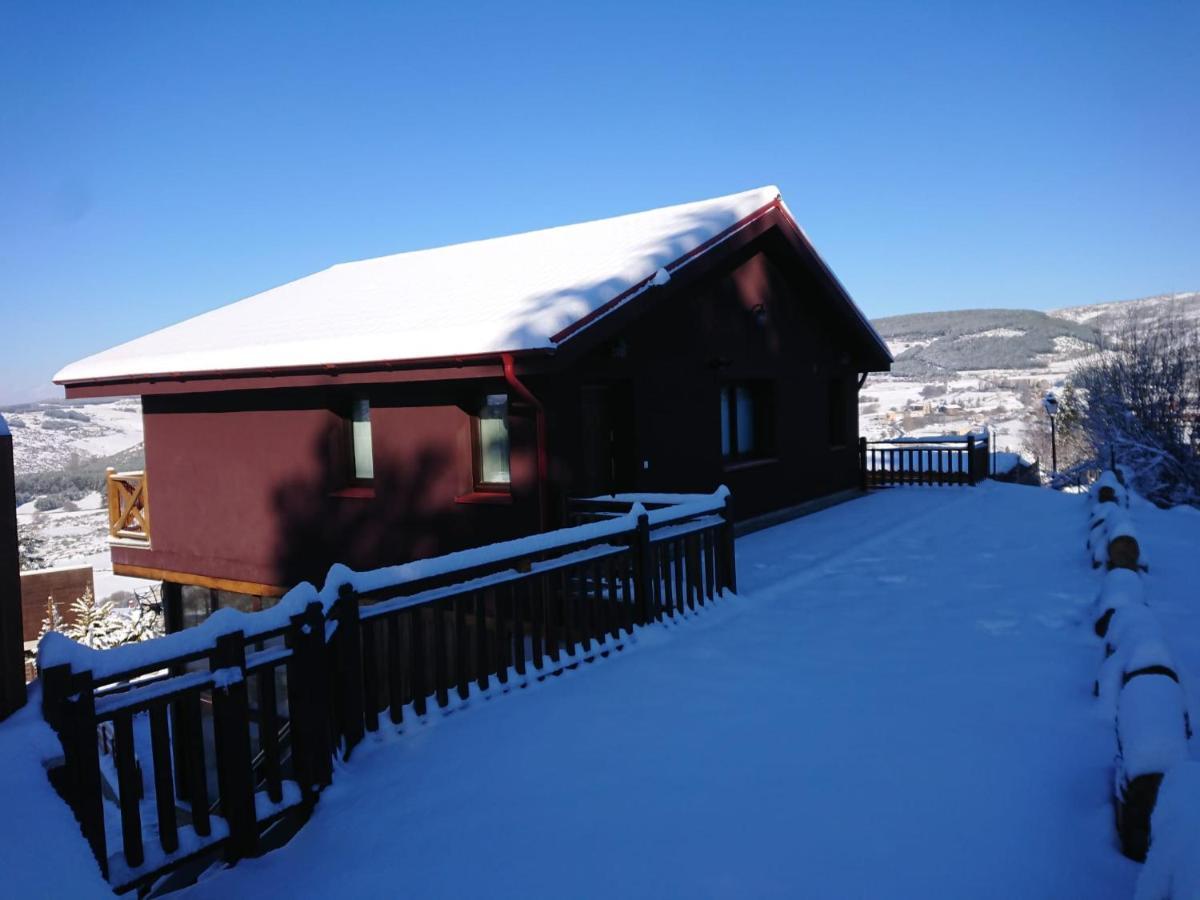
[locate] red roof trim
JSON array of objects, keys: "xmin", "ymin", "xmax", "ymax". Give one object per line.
[
  {"xmin": 548, "ymin": 197, "xmax": 784, "ymax": 344},
  {"xmin": 55, "ymin": 347, "xmax": 552, "ymax": 392}
]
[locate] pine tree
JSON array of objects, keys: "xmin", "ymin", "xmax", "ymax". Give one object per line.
[
  {"xmin": 38, "ymin": 596, "xmax": 65, "ymax": 639},
  {"xmin": 64, "ymin": 587, "xmax": 124, "ymax": 650}
]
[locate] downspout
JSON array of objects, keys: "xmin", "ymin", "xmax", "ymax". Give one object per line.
[{"xmin": 501, "ymin": 353, "xmax": 549, "ymax": 532}]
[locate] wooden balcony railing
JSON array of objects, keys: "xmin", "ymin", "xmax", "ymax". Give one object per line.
[
  {"xmin": 106, "ymin": 469, "xmax": 149, "ymax": 543},
  {"xmin": 39, "ymin": 488, "xmax": 738, "ymax": 892}
]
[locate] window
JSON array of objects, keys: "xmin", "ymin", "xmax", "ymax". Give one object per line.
[
  {"xmin": 720, "ymin": 381, "xmax": 773, "ymax": 461},
  {"xmin": 349, "ymin": 396, "xmax": 374, "ymax": 481},
  {"xmin": 474, "ymin": 393, "xmax": 511, "ymax": 489},
  {"xmin": 828, "ymin": 378, "xmax": 849, "ymax": 447}
]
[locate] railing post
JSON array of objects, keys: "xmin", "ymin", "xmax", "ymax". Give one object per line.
[
  {"xmin": 718, "ymin": 491, "xmax": 737, "ymax": 595},
  {"xmin": 66, "ymin": 669, "xmax": 108, "ymax": 880},
  {"xmin": 211, "ymin": 631, "xmax": 257, "ymax": 861},
  {"xmin": 966, "ymin": 435, "xmax": 976, "ymax": 486},
  {"xmin": 335, "ymin": 584, "xmax": 365, "ymax": 759},
  {"xmin": 286, "ymin": 600, "xmax": 333, "ymax": 798},
  {"xmin": 858, "ymin": 437, "xmax": 868, "ymax": 491},
  {"xmin": 633, "ymin": 512, "xmax": 654, "ymax": 624}
]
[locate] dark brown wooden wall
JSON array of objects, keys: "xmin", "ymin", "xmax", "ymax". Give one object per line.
[
  {"xmin": 117, "ymin": 384, "xmax": 540, "ymax": 590},
  {"xmin": 0, "ymin": 421, "xmax": 26, "ymax": 718},
  {"xmin": 537, "ymin": 238, "xmax": 867, "ymax": 520}
]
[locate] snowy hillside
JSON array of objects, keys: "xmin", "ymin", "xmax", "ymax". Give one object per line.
[
  {"xmin": 1052, "ymin": 290, "xmax": 1200, "ymax": 333},
  {"xmin": 2, "ymin": 398, "xmax": 143, "ymax": 475},
  {"xmin": 861, "ymin": 290, "xmax": 1199, "ymax": 457},
  {"xmin": 4, "ymin": 398, "xmax": 149, "ymax": 600}
]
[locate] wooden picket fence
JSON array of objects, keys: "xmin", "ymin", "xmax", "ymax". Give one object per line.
[
  {"xmin": 859, "ymin": 433, "xmax": 990, "ymax": 487},
  {"xmin": 39, "ymin": 491, "xmax": 737, "ymax": 893}
]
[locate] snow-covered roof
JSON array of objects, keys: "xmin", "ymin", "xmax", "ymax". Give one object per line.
[{"xmin": 56, "ymin": 186, "xmax": 881, "ymax": 385}]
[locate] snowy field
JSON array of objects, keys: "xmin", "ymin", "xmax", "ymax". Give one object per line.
[{"xmin": 170, "ymin": 483, "xmax": 1194, "ymax": 899}]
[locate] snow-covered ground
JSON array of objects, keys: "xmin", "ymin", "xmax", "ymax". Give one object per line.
[
  {"xmin": 161, "ymin": 483, "xmax": 1193, "ymax": 899},
  {"xmin": 4, "ymin": 483, "xmax": 1197, "ymax": 898}
]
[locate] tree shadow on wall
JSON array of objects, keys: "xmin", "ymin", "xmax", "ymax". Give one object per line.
[{"xmin": 269, "ymin": 430, "xmax": 458, "ymax": 590}]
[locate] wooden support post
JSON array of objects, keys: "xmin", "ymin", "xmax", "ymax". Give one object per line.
[
  {"xmin": 967, "ymin": 435, "xmax": 977, "ymax": 486},
  {"xmin": 858, "ymin": 437, "xmax": 868, "ymax": 491},
  {"xmin": 211, "ymin": 631, "xmax": 257, "ymax": 861}
]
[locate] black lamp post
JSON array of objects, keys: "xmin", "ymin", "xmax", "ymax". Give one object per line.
[{"xmin": 1043, "ymin": 390, "xmax": 1059, "ymax": 475}]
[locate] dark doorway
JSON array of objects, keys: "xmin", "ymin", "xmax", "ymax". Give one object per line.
[{"xmin": 578, "ymin": 383, "xmax": 635, "ymax": 496}]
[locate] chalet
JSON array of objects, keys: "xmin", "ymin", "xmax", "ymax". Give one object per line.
[{"xmin": 55, "ymin": 186, "xmax": 891, "ymax": 632}]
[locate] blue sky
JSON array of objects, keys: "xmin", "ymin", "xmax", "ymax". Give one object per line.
[{"xmin": 1, "ymin": 1, "xmax": 1197, "ymax": 403}]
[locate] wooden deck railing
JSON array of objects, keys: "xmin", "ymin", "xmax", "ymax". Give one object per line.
[
  {"xmin": 859, "ymin": 433, "xmax": 990, "ymax": 488},
  {"xmin": 38, "ymin": 489, "xmax": 737, "ymax": 893},
  {"xmin": 106, "ymin": 469, "xmax": 149, "ymax": 542}
]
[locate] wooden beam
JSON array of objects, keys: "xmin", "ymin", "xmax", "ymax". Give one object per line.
[{"xmin": 111, "ymin": 563, "xmax": 287, "ymax": 598}]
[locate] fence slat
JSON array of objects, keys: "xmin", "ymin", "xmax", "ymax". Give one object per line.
[
  {"xmin": 559, "ymin": 571, "xmax": 575, "ymax": 658},
  {"xmin": 149, "ymin": 703, "xmax": 179, "ymax": 855},
  {"xmin": 434, "ymin": 602, "xmax": 448, "ymax": 710},
  {"xmin": 455, "ymin": 595, "xmax": 470, "ymax": 699},
  {"xmin": 410, "ymin": 607, "xmax": 429, "ymax": 713},
  {"xmin": 256, "ymin": 668, "xmax": 283, "ymax": 804},
  {"xmin": 335, "ymin": 588, "xmax": 365, "ymax": 755},
  {"xmin": 114, "ymin": 711, "xmax": 144, "ymax": 869},
  {"xmin": 387, "ymin": 615, "xmax": 405, "ymax": 724},
  {"xmin": 511, "ymin": 583, "xmax": 526, "ymax": 676},
  {"xmin": 179, "ymin": 692, "xmax": 210, "ymax": 836},
  {"xmin": 474, "ymin": 592, "xmax": 490, "ymax": 692},
  {"xmin": 530, "ymin": 577, "xmax": 545, "ymax": 672},
  {"xmin": 361, "ymin": 618, "xmax": 380, "ymax": 734},
  {"xmin": 544, "ymin": 574, "xmax": 560, "ymax": 664}
]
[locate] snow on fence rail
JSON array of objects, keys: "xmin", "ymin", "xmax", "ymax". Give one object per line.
[
  {"xmin": 37, "ymin": 489, "xmax": 738, "ymax": 893},
  {"xmin": 1082, "ymin": 471, "xmax": 1193, "ymax": 877},
  {"xmin": 858, "ymin": 433, "xmax": 990, "ymax": 488}
]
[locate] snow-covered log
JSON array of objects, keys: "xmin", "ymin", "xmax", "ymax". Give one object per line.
[
  {"xmin": 1091, "ymin": 470, "xmax": 1127, "ymax": 507},
  {"xmin": 1136, "ymin": 761, "xmax": 1200, "ymax": 900},
  {"xmin": 1104, "ymin": 511, "xmax": 1146, "ymax": 572},
  {"xmin": 1092, "ymin": 568, "xmax": 1146, "ymax": 637},
  {"xmin": 1115, "ymin": 674, "xmax": 1191, "ymax": 860},
  {"xmin": 1104, "ymin": 604, "xmax": 1161, "ymax": 656},
  {"xmin": 1095, "ymin": 635, "xmax": 1177, "ymax": 702}
]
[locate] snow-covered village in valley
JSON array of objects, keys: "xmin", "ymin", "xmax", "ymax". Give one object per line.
[{"xmin": 2, "ymin": 4, "xmax": 1199, "ymax": 898}]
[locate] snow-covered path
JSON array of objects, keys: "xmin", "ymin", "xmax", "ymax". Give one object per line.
[{"xmin": 184, "ymin": 482, "xmax": 1188, "ymax": 899}]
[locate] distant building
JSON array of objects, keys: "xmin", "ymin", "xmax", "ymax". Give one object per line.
[{"xmin": 56, "ymin": 187, "xmax": 891, "ymax": 630}]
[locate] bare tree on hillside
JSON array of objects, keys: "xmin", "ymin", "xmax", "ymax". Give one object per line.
[{"xmin": 1066, "ymin": 313, "xmax": 1200, "ymax": 506}]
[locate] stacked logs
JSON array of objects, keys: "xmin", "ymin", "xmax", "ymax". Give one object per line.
[{"xmin": 1086, "ymin": 471, "xmax": 1191, "ymax": 864}]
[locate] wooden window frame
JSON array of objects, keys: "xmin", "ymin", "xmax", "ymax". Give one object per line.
[
  {"xmin": 343, "ymin": 395, "xmax": 374, "ymax": 487},
  {"xmin": 720, "ymin": 380, "xmax": 775, "ymax": 463},
  {"xmin": 471, "ymin": 393, "xmax": 512, "ymax": 493}
]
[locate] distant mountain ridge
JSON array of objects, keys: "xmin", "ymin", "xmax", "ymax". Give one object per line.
[{"xmin": 872, "ymin": 290, "xmax": 1198, "ymax": 377}]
